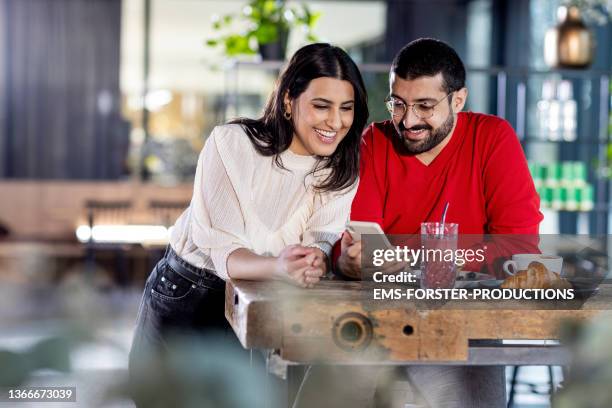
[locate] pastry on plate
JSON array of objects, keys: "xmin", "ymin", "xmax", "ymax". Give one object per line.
[{"xmin": 500, "ymin": 261, "xmax": 571, "ymax": 289}]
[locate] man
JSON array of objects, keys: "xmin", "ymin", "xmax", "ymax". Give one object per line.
[
  {"xmin": 336, "ymin": 38, "xmax": 542, "ymax": 278},
  {"xmin": 331, "ymin": 38, "xmax": 543, "ymax": 407}
]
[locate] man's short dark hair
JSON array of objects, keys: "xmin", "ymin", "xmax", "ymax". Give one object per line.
[{"xmin": 391, "ymin": 38, "xmax": 466, "ymax": 94}]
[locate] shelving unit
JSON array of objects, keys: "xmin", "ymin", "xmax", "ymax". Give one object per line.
[{"xmin": 224, "ymin": 61, "xmax": 611, "ymax": 235}]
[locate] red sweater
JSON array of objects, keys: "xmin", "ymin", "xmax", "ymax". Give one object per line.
[{"xmin": 334, "ymin": 112, "xmax": 543, "ymax": 276}]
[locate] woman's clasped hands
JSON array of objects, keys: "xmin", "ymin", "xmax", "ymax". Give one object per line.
[{"xmin": 274, "ymin": 245, "xmax": 327, "ymax": 288}]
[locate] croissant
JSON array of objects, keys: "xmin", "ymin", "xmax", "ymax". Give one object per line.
[{"xmin": 500, "ymin": 261, "xmax": 571, "ymax": 289}]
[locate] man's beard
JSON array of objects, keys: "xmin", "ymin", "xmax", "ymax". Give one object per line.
[{"xmin": 395, "ymin": 111, "xmax": 455, "ymax": 154}]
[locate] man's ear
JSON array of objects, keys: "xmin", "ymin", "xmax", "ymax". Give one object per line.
[{"xmin": 452, "ymin": 87, "xmax": 468, "ymax": 113}]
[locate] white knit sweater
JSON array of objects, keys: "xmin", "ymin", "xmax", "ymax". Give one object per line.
[{"xmin": 169, "ymin": 124, "xmax": 358, "ymax": 280}]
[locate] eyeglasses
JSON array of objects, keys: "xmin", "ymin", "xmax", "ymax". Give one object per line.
[{"xmin": 385, "ymin": 92, "xmax": 454, "ymax": 120}]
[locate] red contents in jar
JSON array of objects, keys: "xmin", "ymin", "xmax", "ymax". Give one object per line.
[{"xmin": 422, "ymin": 260, "xmax": 456, "ymax": 289}]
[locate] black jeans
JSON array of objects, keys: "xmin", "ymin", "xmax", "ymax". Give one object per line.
[
  {"xmin": 129, "ymin": 247, "xmax": 277, "ymax": 408},
  {"xmin": 129, "ymin": 246, "xmax": 240, "ymax": 378}
]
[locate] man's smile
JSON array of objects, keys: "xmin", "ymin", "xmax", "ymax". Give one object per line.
[{"xmin": 403, "ymin": 128, "xmax": 430, "ymax": 141}]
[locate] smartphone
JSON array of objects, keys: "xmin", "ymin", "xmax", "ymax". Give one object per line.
[{"xmin": 346, "ymin": 221, "xmax": 393, "ymax": 249}]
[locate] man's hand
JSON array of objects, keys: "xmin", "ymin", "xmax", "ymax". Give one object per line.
[
  {"xmin": 337, "ymin": 231, "xmax": 409, "ymax": 280},
  {"xmin": 337, "ymin": 232, "xmax": 362, "ymax": 279},
  {"xmin": 274, "ymin": 245, "xmax": 325, "ymax": 288}
]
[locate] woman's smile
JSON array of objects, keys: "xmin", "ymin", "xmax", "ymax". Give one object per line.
[{"xmin": 314, "ymin": 127, "xmax": 338, "ymax": 144}]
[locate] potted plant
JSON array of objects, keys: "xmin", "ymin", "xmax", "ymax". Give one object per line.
[{"xmin": 206, "ymin": 0, "xmax": 320, "ymax": 60}]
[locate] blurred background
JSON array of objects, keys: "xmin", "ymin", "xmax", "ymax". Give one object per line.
[{"xmin": 0, "ymin": 0, "xmax": 610, "ymax": 407}]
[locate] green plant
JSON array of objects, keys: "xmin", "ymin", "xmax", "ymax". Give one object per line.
[{"xmin": 206, "ymin": 0, "xmax": 320, "ymax": 57}]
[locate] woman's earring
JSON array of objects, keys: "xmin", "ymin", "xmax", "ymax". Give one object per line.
[{"xmin": 283, "ymin": 110, "xmax": 291, "ymax": 120}]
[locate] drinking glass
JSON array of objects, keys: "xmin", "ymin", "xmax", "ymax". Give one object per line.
[{"xmin": 420, "ymin": 222, "xmax": 459, "ymax": 289}]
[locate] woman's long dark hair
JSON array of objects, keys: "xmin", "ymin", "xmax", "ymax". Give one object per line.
[{"xmin": 230, "ymin": 43, "xmax": 368, "ymax": 193}]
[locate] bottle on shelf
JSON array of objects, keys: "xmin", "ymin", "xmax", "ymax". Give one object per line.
[
  {"xmin": 529, "ymin": 161, "xmax": 592, "ymax": 212},
  {"xmin": 551, "ymin": 186, "xmax": 567, "ymax": 210},
  {"xmin": 536, "ymin": 80, "xmax": 555, "ymax": 140},
  {"xmin": 531, "ymin": 163, "xmax": 547, "ymax": 200},
  {"xmin": 547, "ymin": 82, "xmax": 562, "ymax": 141},
  {"xmin": 560, "ymin": 161, "xmax": 574, "ymax": 187},
  {"xmin": 545, "ymin": 162, "xmax": 561, "ymax": 187},
  {"xmin": 565, "ymin": 186, "xmax": 579, "ymax": 211},
  {"xmin": 572, "ymin": 162, "xmax": 587, "ymax": 187},
  {"xmin": 538, "ymin": 185, "xmax": 553, "ymax": 208},
  {"xmin": 558, "ymin": 80, "xmax": 577, "ymax": 141},
  {"xmin": 580, "ymin": 184, "xmax": 594, "ymax": 211}
]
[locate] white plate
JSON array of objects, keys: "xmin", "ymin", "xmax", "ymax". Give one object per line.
[{"xmin": 478, "ymin": 279, "xmax": 503, "ymax": 288}]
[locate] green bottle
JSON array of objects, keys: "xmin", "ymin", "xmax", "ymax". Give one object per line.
[
  {"xmin": 580, "ymin": 184, "xmax": 594, "ymax": 211},
  {"xmin": 546, "ymin": 163, "xmax": 561, "ymax": 188},
  {"xmin": 566, "ymin": 186, "xmax": 579, "ymax": 211},
  {"xmin": 552, "ymin": 186, "xmax": 567, "ymax": 210},
  {"xmin": 573, "ymin": 161, "xmax": 587, "ymax": 187}
]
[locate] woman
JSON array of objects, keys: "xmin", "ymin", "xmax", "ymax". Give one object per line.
[{"xmin": 129, "ymin": 43, "xmax": 368, "ymax": 376}]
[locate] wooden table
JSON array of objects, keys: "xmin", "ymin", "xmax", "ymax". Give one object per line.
[{"xmin": 225, "ymin": 280, "xmax": 609, "ymax": 378}]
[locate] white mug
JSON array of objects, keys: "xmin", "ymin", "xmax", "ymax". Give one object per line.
[{"xmin": 502, "ymin": 254, "xmax": 563, "ymax": 276}]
